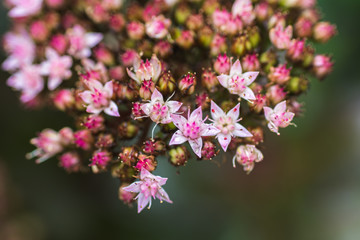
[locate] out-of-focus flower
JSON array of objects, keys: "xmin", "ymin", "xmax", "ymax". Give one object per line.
[
  {"xmin": 232, "ymin": 0, "xmax": 255, "ymax": 25},
  {"xmin": 170, "ymin": 107, "xmax": 220, "ymax": 158},
  {"xmin": 127, "ymin": 54, "xmax": 162, "ymax": 85},
  {"xmin": 66, "ymin": 25, "xmax": 103, "ymax": 59},
  {"xmin": 312, "ymin": 55, "xmax": 333, "ymax": 79},
  {"xmin": 90, "ymin": 150, "xmax": 112, "ymax": 167},
  {"xmin": 123, "ymin": 168, "xmax": 172, "ymax": 213},
  {"xmin": 263, "ymin": 100, "xmax": 295, "ymax": 135},
  {"xmin": 7, "ymin": 65, "xmax": 44, "ymax": 103},
  {"xmin": 266, "ymin": 85, "xmax": 287, "ymax": 104},
  {"xmin": 59, "ymin": 152, "xmax": 80, "ymax": 172},
  {"xmin": 146, "ymin": 15, "xmax": 171, "ymax": 39},
  {"xmin": 40, "ymin": 48, "xmax": 73, "ymax": 90},
  {"xmin": 140, "ymin": 89, "xmax": 182, "ymax": 124},
  {"xmin": 313, "ymin": 22, "xmax": 336, "ymax": 43},
  {"xmin": 2, "ymin": 31, "xmax": 35, "ymax": 71},
  {"xmin": 217, "ymin": 59, "xmax": 259, "ymax": 102},
  {"xmin": 269, "ymin": 23, "xmax": 293, "ymax": 50},
  {"xmin": 268, "ymin": 64, "xmax": 291, "ymax": 85},
  {"xmin": 210, "ymin": 101, "xmax": 252, "ymax": 151},
  {"xmin": 214, "ymin": 54, "xmax": 230, "ymax": 74},
  {"xmin": 8, "ymin": 0, "xmax": 43, "ymax": 18},
  {"xmin": 74, "ymin": 129, "xmax": 93, "ymax": 150},
  {"xmin": 233, "ymin": 144, "xmax": 263, "ymax": 173},
  {"xmin": 79, "ymin": 79, "xmax": 119, "ymax": 117}
]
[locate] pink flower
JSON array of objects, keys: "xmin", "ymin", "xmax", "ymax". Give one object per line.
[
  {"xmin": 313, "ymin": 55, "xmax": 333, "ymax": 79},
  {"xmin": 79, "ymin": 79, "xmax": 120, "ymax": 117},
  {"xmin": 40, "ymin": 48, "xmax": 73, "ymax": 90},
  {"xmin": 210, "ymin": 101, "xmax": 252, "ymax": 152},
  {"xmin": 232, "ymin": 0, "xmax": 255, "ymax": 25},
  {"xmin": 59, "ymin": 152, "xmax": 80, "ymax": 172},
  {"xmin": 140, "ymin": 89, "xmax": 182, "ymax": 124},
  {"xmin": 66, "ymin": 25, "xmax": 103, "ymax": 59},
  {"xmin": 27, "ymin": 128, "xmax": 70, "ymax": 163},
  {"xmin": 7, "ymin": 65, "xmax": 44, "ymax": 103},
  {"xmin": 213, "ymin": 54, "xmax": 230, "ymax": 74},
  {"xmin": 126, "ymin": 21, "xmax": 145, "ymax": 40},
  {"xmin": 74, "ymin": 129, "xmax": 93, "ymax": 150},
  {"xmin": 242, "ymin": 54, "xmax": 260, "ymax": 72},
  {"xmin": 50, "ymin": 34, "xmax": 68, "ymax": 55},
  {"xmin": 266, "ymin": 85, "xmax": 287, "ymax": 104},
  {"xmin": 53, "ymin": 89, "xmax": 75, "ymax": 111},
  {"xmin": 269, "ymin": 23, "xmax": 293, "ymax": 50},
  {"xmin": 313, "ymin": 22, "xmax": 336, "ymax": 43},
  {"xmin": 217, "ymin": 59, "xmax": 259, "ymax": 102},
  {"xmin": 232, "ymin": 144, "xmax": 263, "ymax": 173},
  {"xmin": 169, "ymin": 107, "xmax": 220, "ymax": 158},
  {"xmin": 2, "ymin": 31, "xmax": 35, "ymax": 71},
  {"xmin": 90, "ymin": 151, "xmax": 111, "ymax": 167},
  {"xmin": 212, "ymin": 9, "xmax": 242, "ymax": 34},
  {"xmin": 263, "ymin": 100, "xmax": 295, "ymax": 135},
  {"xmin": 8, "ymin": 0, "xmax": 43, "ymax": 18},
  {"xmin": 123, "ymin": 168, "xmax": 172, "ymax": 213},
  {"xmin": 287, "ymin": 39, "xmax": 305, "ymax": 61},
  {"xmin": 145, "ymin": 15, "xmax": 171, "ymax": 39},
  {"xmin": 126, "ymin": 54, "xmax": 162, "ymax": 85},
  {"xmin": 268, "ymin": 64, "xmax": 291, "ymax": 85},
  {"xmin": 121, "ymin": 50, "xmax": 138, "ymax": 67}
]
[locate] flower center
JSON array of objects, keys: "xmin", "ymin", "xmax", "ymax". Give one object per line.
[
  {"xmin": 216, "ymin": 116, "xmax": 235, "ymax": 135},
  {"xmin": 228, "ymin": 75, "xmax": 246, "ymax": 94},
  {"xmin": 183, "ymin": 121, "xmax": 201, "ymax": 139}
]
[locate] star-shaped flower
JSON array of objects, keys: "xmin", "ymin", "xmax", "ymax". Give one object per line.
[{"xmin": 263, "ymin": 100, "xmax": 295, "ymax": 135}]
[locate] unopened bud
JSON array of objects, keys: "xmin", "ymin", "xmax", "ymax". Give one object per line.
[{"xmin": 169, "ymin": 146, "xmax": 189, "ymax": 166}]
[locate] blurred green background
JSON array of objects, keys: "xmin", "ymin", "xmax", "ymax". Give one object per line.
[{"xmin": 0, "ymin": 1, "xmax": 360, "ymax": 239}]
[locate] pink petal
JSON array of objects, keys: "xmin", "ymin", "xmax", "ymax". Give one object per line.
[
  {"xmin": 210, "ymin": 100, "xmax": 225, "ymax": 120},
  {"xmin": 2, "ymin": 57, "xmax": 19, "ymax": 71},
  {"xmin": 243, "ymin": 71, "xmax": 259, "ymax": 85},
  {"xmin": 156, "ymin": 188, "xmax": 173, "ymax": 204},
  {"xmin": 9, "ymin": 7, "xmax": 28, "ymax": 18},
  {"xmin": 40, "ymin": 61, "xmax": 51, "ymax": 76},
  {"xmin": 104, "ymin": 101, "xmax": 120, "ymax": 117},
  {"xmin": 62, "ymin": 56, "xmax": 73, "ymax": 68},
  {"xmin": 122, "ymin": 182, "xmax": 141, "ymax": 193},
  {"xmin": 201, "ymin": 124, "xmax": 221, "ymax": 136},
  {"xmin": 263, "ymin": 106, "xmax": 273, "ymax": 121},
  {"xmin": 169, "ymin": 131, "xmax": 187, "ymax": 145},
  {"xmin": 140, "ymin": 103, "xmax": 151, "ymax": 115},
  {"xmin": 48, "ymin": 76, "xmax": 62, "ymax": 90},
  {"xmin": 45, "ymin": 47, "xmax": 58, "ymax": 59},
  {"xmin": 167, "ymin": 101, "xmax": 182, "ymax": 113},
  {"xmin": 217, "ymin": 133, "xmax": 231, "ymax": 152},
  {"xmin": 267, "ymin": 122, "xmax": 279, "ymax": 134},
  {"xmin": 171, "ymin": 114, "xmax": 187, "ymax": 131},
  {"xmin": 226, "ymin": 103, "xmax": 240, "ymax": 120},
  {"xmin": 79, "ymin": 90, "xmax": 92, "ymax": 104},
  {"xmin": 137, "ymin": 193, "xmax": 151, "ymax": 213},
  {"xmin": 233, "ymin": 123, "xmax": 253, "ymax": 137},
  {"xmin": 126, "ymin": 68, "xmax": 140, "ymax": 84},
  {"xmin": 230, "ymin": 59, "xmax": 242, "ymax": 76},
  {"xmin": 188, "ymin": 138, "xmax": 203, "ymax": 158},
  {"xmin": 274, "ymin": 100, "xmax": 287, "ymax": 113},
  {"xmin": 189, "ymin": 106, "xmax": 203, "ymax": 122},
  {"xmin": 86, "ymin": 104, "xmax": 102, "ymax": 115},
  {"xmin": 140, "ymin": 168, "xmax": 153, "ymax": 179},
  {"xmin": 240, "ymin": 87, "xmax": 256, "ymax": 101},
  {"xmin": 217, "ymin": 74, "xmax": 229, "ymax": 88},
  {"xmin": 85, "ymin": 33, "xmax": 103, "ymax": 48},
  {"xmin": 104, "ymin": 81, "xmax": 114, "ymax": 97},
  {"xmin": 151, "ymin": 88, "xmax": 164, "ymax": 102}
]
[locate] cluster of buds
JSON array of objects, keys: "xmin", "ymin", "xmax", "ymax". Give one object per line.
[{"xmin": 2, "ymin": 0, "xmax": 335, "ymax": 213}]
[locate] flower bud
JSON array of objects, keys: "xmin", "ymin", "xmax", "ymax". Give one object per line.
[
  {"xmin": 214, "ymin": 54, "xmax": 230, "ymax": 74},
  {"xmin": 83, "ymin": 114, "xmax": 104, "ymax": 132},
  {"xmin": 198, "ymin": 26, "xmax": 213, "ymax": 48},
  {"xmin": 186, "ymin": 14, "xmax": 204, "ymax": 30},
  {"xmin": 95, "ymin": 134, "xmax": 114, "ymax": 148},
  {"xmin": 110, "ymin": 14, "xmax": 125, "ymax": 32},
  {"xmin": 313, "ymin": 22, "xmax": 337, "ymax": 43},
  {"xmin": 135, "ymin": 154, "xmax": 157, "ymax": 172},
  {"xmin": 132, "ymin": 102, "xmax": 145, "ymax": 119},
  {"xmin": 232, "ymin": 36, "xmax": 247, "ymax": 57},
  {"xmin": 52, "ymin": 89, "xmax": 75, "ymax": 111},
  {"xmin": 312, "ymin": 55, "xmax": 333, "ymax": 79},
  {"xmin": 195, "ymin": 92, "xmax": 210, "ymax": 109},
  {"xmin": 59, "ymin": 127, "xmax": 74, "ymax": 145},
  {"xmin": 59, "ymin": 152, "xmax": 80, "ymax": 172},
  {"xmin": 266, "ymin": 85, "xmax": 287, "ymax": 105},
  {"xmin": 268, "ymin": 12, "xmax": 286, "ymax": 29},
  {"xmin": 90, "ymin": 150, "xmax": 112, "ymax": 168},
  {"xmin": 246, "ymin": 127, "xmax": 264, "ymax": 145},
  {"xmin": 157, "ymin": 73, "xmax": 176, "ymax": 94},
  {"xmin": 119, "ymin": 147, "xmax": 138, "ymax": 165},
  {"xmin": 50, "ymin": 34, "xmax": 68, "ymax": 55},
  {"xmin": 139, "ymin": 79, "xmax": 155, "ymax": 100},
  {"xmin": 178, "ymin": 73, "xmax": 196, "ymax": 95},
  {"xmin": 255, "ymin": 2, "xmax": 272, "ymax": 21},
  {"xmin": 287, "ymin": 39, "xmax": 305, "ymax": 62},
  {"xmin": 234, "ymin": 145, "xmax": 263, "ymax": 174},
  {"xmin": 109, "ymin": 66, "xmax": 124, "ymax": 81},
  {"xmin": 119, "ymin": 183, "xmax": 136, "ymax": 205},
  {"xmin": 169, "ymin": 146, "xmax": 189, "ymax": 166},
  {"xmin": 175, "ymin": 30, "xmax": 194, "ymax": 49},
  {"xmin": 118, "ymin": 121, "xmax": 139, "ymax": 139},
  {"xmin": 211, "ymin": 34, "xmax": 227, "ymax": 56},
  {"xmin": 121, "ymin": 50, "xmax": 138, "ymax": 67},
  {"xmin": 30, "ymin": 20, "xmax": 49, "ymax": 42},
  {"xmin": 202, "ymin": 0, "xmax": 220, "ymax": 15},
  {"xmin": 45, "ymin": 0, "xmax": 65, "ymax": 8},
  {"xmin": 74, "ymin": 130, "xmax": 93, "ymax": 150},
  {"xmin": 201, "ymin": 69, "xmax": 218, "ymax": 92},
  {"xmin": 260, "ymin": 50, "xmax": 278, "ymax": 72},
  {"xmin": 146, "ymin": 15, "xmax": 171, "ymax": 39},
  {"xmin": 126, "ymin": 21, "xmax": 145, "ymax": 40},
  {"xmin": 248, "ymin": 27, "xmax": 261, "ymax": 48},
  {"xmin": 175, "ymin": 3, "xmax": 191, "ymax": 24},
  {"xmin": 295, "ymin": 17, "xmax": 313, "ymax": 38},
  {"xmin": 154, "ymin": 40, "xmax": 173, "ymax": 58},
  {"xmin": 302, "ymin": 45, "xmax": 315, "ymax": 68},
  {"xmin": 287, "ymin": 76, "xmax": 308, "ymax": 94},
  {"xmin": 242, "ymin": 54, "xmax": 260, "ymax": 72},
  {"xmin": 268, "ymin": 64, "xmax": 291, "ymax": 85},
  {"xmin": 143, "ymin": 139, "xmax": 166, "ymax": 155},
  {"xmin": 250, "ymin": 94, "xmax": 267, "ymax": 113},
  {"xmin": 201, "ymin": 141, "xmax": 218, "ymax": 160},
  {"xmin": 94, "ymin": 45, "xmax": 114, "ymax": 66}
]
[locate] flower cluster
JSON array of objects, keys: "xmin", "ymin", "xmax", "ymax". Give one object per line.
[{"xmin": 2, "ymin": 0, "xmax": 335, "ymax": 213}]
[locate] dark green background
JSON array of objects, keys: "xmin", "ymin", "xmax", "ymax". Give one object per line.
[{"xmin": 0, "ymin": 1, "xmax": 360, "ymax": 239}]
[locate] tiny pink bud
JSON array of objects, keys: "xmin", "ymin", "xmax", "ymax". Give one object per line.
[
  {"xmin": 90, "ymin": 150, "xmax": 112, "ymax": 167},
  {"xmin": 266, "ymin": 85, "xmax": 287, "ymax": 105},
  {"xmin": 74, "ymin": 130, "xmax": 93, "ymax": 150},
  {"xmin": 126, "ymin": 21, "xmax": 145, "ymax": 40},
  {"xmin": 214, "ymin": 54, "xmax": 231, "ymax": 74},
  {"xmin": 59, "ymin": 152, "xmax": 80, "ymax": 172},
  {"xmin": 30, "ymin": 21, "xmax": 49, "ymax": 42},
  {"xmin": 313, "ymin": 22, "xmax": 337, "ymax": 43},
  {"xmin": 83, "ymin": 115, "xmax": 104, "ymax": 132},
  {"xmin": 242, "ymin": 54, "xmax": 260, "ymax": 72},
  {"xmin": 268, "ymin": 64, "xmax": 291, "ymax": 85},
  {"xmin": 53, "ymin": 89, "xmax": 75, "ymax": 111},
  {"xmin": 312, "ymin": 55, "xmax": 333, "ymax": 79}
]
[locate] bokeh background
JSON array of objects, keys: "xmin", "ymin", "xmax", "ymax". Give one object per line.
[{"xmin": 0, "ymin": 0, "xmax": 360, "ymax": 239}]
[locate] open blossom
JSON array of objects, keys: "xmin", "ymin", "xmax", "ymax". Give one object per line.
[
  {"xmin": 27, "ymin": 128, "xmax": 70, "ymax": 164},
  {"xmin": 8, "ymin": 0, "xmax": 43, "ymax": 18},
  {"xmin": 146, "ymin": 15, "xmax": 171, "ymax": 39},
  {"xmin": 2, "ymin": 31, "xmax": 35, "ymax": 72},
  {"xmin": 210, "ymin": 101, "xmax": 252, "ymax": 152},
  {"xmin": 169, "ymin": 107, "xmax": 220, "ymax": 158},
  {"xmin": 140, "ymin": 89, "xmax": 182, "ymax": 124},
  {"xmin": 7, "ymin": 65, "xmax": 44, "ymax": 103},
  {"xmin": 232, "ymin": 144, "xmax": 263, "ymax": 173},
  {"xmin": 79, "ymin": 79, "xmax": 120, "ymax": 117},
  {"xmin": 67, "ymin": 25, "xmax": 103, "ymax": 59},
  {"xmin": 123, "ymin": 168, "xmax": 172, "ymax": 213},
  {"xmin": 40, "ymin": 48, "xmax": 73, "ymax": 90},
  {"xmin": 126, "ymin": 54, "xmax": 162, "ymax": 84},
  {"xmin": 217, "ymin": 59, "xmax": 259, "ymax": 101},
  {"xmin": 263, "ymin": 100, "xmax": 295, "ymax": 135},
  {"xmin": 232, "ymin": 0, "xmax": 255, "ymax": 25},
  {"xmin": 269, "ymin": 23, "xmax": 293, "ymax": 50}
]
